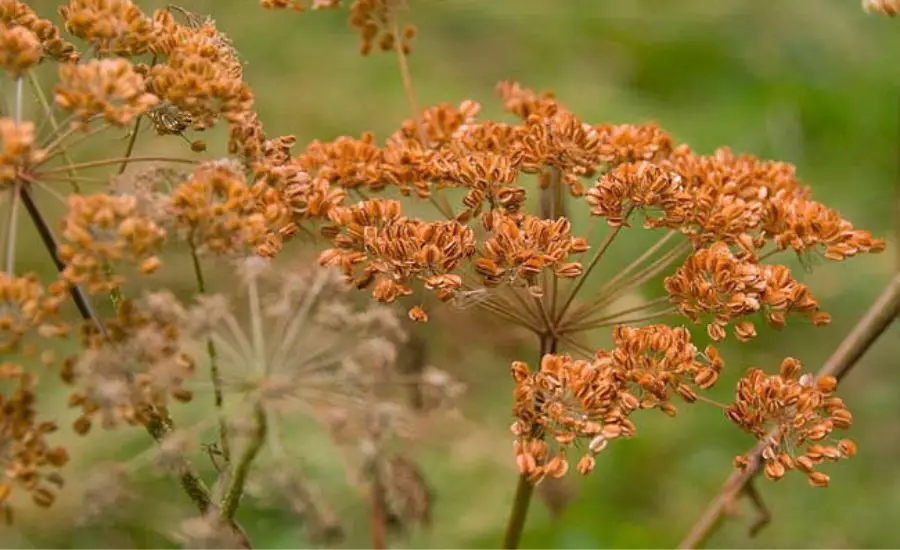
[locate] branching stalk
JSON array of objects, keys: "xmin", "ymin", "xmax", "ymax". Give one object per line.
[
  {"xmin": 555, "ymin": 211, "xmax": 633, "ymax": 324},
  {"xmin": 568, "ymin": 241, "xmax": 689, "ymax": 326}
]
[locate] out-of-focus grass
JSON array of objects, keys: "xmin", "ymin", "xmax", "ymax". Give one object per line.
[{"xmin": 7, "ymin": 0, "xmax": 900, "ymax": 548}]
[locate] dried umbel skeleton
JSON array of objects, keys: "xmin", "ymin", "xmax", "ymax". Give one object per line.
[{"xmin": 0, "ymin": 0, "xmax": 888, "ymax": 548}]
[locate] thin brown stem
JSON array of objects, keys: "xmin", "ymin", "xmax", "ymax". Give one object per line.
[
  {"xmin": 115, "ymin": 55, "xmax": 157, "ymax": 177},
  {"xmin": 678, "ymin": 272, "xmax": 900, "ymax": 549},
  {"xmin": 391, "ymin": 18, "xmax": 424, "ymax": 144},
  {"xmin": 369, "ymin": 463, "xmax": 389, "ymax": 550},
  {"xmin": 565, "ymin": 230, "xmax": 677, "ymax": 324},
  {"xmin": 38, "ymin": 156, "xmax": 198, "ymax": 175},
  {"xmin": 560, "ymin": 295, "xmax": 672, "ymax": 333},
  {"xmin": 556, "ymin": 216, "xmax": 631, "ymax": 325},
  {"xmin": 569, "ymin": 241, "xmax": 689, "ymax": 326},
  {"xmin": 41, "ymin": 123, "xmax": 113, "ymax": 161},
  {"xmin": 505, "ymin": 286, "xmax": 544, "ymax": 329},
  {"xmin": 565, "ymin": 307, "xmax": 677, "ymax": 333},
  {"xmin": 474, "ymin": 296, "xmax": 543, "ymax": 334}
]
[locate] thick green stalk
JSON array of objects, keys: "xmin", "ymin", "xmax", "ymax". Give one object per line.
[{"xmin": 221, "ymin": 405, "xmax": 267, "ymax": 521}]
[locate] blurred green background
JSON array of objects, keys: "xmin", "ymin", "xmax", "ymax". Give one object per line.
[{"xmin": 8, "ymin": 0, "xmax": 900, "ymax": 548}]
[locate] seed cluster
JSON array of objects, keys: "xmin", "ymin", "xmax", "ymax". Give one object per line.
[
  {"xmin": 59, "ymin": 193, "xmax": 166, "ymax": 294},
  {"xmin": 66, "ymin": 294, "xmax": 197, "ymax": 434},
  {"xmin": 510, "ymin": 325, "xmax": 723, "ymax": 482},
  {"xmin": 56, "ymin": 59, "xmax": 159, "ymax": 128},
  {"xmin": 0, "ymin": 119, "xmax": 46, "ymax": 187},
  {"xmin": 1, "ymin": 0, "xmax": 78, "ymax": 71},
  {"xmin": 726, "ymin": 358, "xmax": 856, "ymax": 487},
  {"xmin": 169, "ymin": 160, "xmax": 271, "ymax": 255},
  {"xmin": 665, "ymin": 242, "xmax": 828, "ymax": 342}
]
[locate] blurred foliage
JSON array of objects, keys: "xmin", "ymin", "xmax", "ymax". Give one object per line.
[{"xmin": 8, "ymin": 0, "xmax": 900, "ymax": 548}]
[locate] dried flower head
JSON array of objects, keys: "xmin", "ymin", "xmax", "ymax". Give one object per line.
[
  {"xmin": 55, "ymin": 58, "xmax": 159, "ymax": 128},
  {"xmin": 0, "ymin": 118, "xmax": 46, "ymax": 187},
  {"xmin": 147, "ymin": 10, "xmax": 251, "ymax": 129},
  {"xmin": 58, "ymin": 193, "xmax": 166, "ymax": 294},
  {"xmin": 59, "ymin": 0, "xmax": 155, "ymax": 56},
  {"xmin": 665, "ymin": 242, "xmax": 826, "ymax": 342},
  {"xmin": 65, "ymin": 292, "xmax": 197, "ymax": 433},
  {"xmin": 727, "ymin": 358, "xmax": 856, "ymax": 487},
  {"xmin": 1, "ymin": 0, "xmax": 78, "ymax": 63},
  {"xmin": 511, "ymin": 325, "xmax": 723, "ymax": 482},
  {"xmin": 0, "ymin": 364, "xmax": 69, "ymax": 517},
  {"xmin": 476, "ymin": 214, "xmax": 588, "ymax": 292},
  {"xmin": 169, "ymin": 160, "xmax": 270, "ymax": 255},
  {"xmin": 319, "ymin": 198, "xmax": 476, "ymax": 316},
  {"xmin": 0, "ymin": 24, "xmax": 41, "ymax": 76},
  {"xmin": 0, "ymin": 273, "xmax": 69, "ymax": 356}
]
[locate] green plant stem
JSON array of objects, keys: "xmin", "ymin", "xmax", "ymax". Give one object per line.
[
  {"xmin": 189, "ymin": 241, "xmax": 231, "ymax": 464},
  {"xmin": 501, "ymin": 334, "xmax": 557, "ymax": 549},
  {"xmin": 502, "ymin": 474, "xmax": 535, "ymax": 550},
  {"xmin": 678, "ymin": 271, "xmax": 900, "ymax": 548},
  {"xmin": 221, "ymin": 405, "xmax": 267, "ymax": 521}
]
